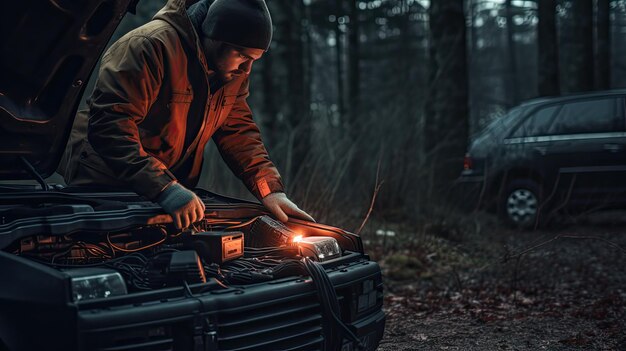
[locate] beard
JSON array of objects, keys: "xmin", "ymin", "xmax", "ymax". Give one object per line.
[
  {"xmin": 207, "ymin": 53, "xmax": 245, "ymax": 85},
  {"xmin": 215, "ymin": 69, "xmax": 244, "ymax": 83},
  {"xmin": 203, "ymin": 43, "xmax": 247, "ymax": 85}
]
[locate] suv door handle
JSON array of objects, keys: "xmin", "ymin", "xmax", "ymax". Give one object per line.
[{"xmin": 604, "ymin": 144, "xmax": 622, "ymax": 152}]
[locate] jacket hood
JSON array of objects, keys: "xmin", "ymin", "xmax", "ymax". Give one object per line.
[
  {"xmin": 0, "ymin": 0, "xmax": 134, "ymax": 180},
  {"xmin": 153, "ymin": 0, "xmax": 210, "ymax": 71}
]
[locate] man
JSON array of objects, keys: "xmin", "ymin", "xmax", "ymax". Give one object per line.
[{"xmin": 62, "ymin": 0, "xmax": 314, "ymax": 229}]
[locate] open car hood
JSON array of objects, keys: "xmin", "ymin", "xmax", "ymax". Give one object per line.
[
  {"xmin": 0, "ymin": 0, "xmax": 134, "ymax": 179},
  {"xmin": 0, "ymin": 189, "xmax": 365, "ymax": 255},
  {"xmin": 0, "ymin": 189, "xmax": 260, "ymax": 249}
]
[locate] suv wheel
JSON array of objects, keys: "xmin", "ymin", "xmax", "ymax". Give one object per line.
[{"xmin": 501, "ymin": 179, "xmax": 543, "ymax": 228}]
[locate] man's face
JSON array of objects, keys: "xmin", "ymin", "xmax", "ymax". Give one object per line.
[{"xmin": 202, "ymin": 38, "xmax": 264, "ymax": 83}]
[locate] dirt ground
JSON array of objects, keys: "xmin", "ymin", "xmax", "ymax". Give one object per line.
[{"xmin": 364, "ymin": 211, "xmax": 626, "ymax": 351}]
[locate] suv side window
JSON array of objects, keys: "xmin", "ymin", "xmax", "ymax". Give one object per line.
[
  {"xmin": 549, "ymin": 98, "xmax": 623, "ymax": 135},
  {"xmin": 511, "ymin": 105, "xmax": 560, "ymax": 137}
]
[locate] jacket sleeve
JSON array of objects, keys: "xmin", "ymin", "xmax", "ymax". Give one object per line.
[
  {"xmin": 212, "ymin": 78, "xmax": 285, "ymax": 200},
  {"xmin": 87, "ymin": 35, "xmax": 176, "ymax": 200}
]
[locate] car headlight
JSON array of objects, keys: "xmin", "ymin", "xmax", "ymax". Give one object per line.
[
  {"xmin": 295, "ymin": 236, "xmax": 341, "ymax": 262},
  {"xmin": 65, "ymin": 268, "xmax": 128, "ymax": 302}
]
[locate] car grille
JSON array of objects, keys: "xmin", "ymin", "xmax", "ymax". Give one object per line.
[
  {"xmin": 81, "ymin": 293, "xmax": 325, "ymax": 351},
  {"xmin": 86, "ymin": 323, "xmax": 178, "ymax": 351},
  {"xmin": 216, "ymin": 293, "xmax": 323, "ymax": 351}
]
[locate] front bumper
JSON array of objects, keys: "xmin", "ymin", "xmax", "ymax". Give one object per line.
[
  {"xmin": 0, "ymin": 252, "xmax": 384, "ymax": 351},
  {"xmin": 0, "ymin": 253, "xmax": 385, "ymax": 351},
  {"xmin": 75, "ymin": 254, "xmax": 385, "ymax": 351}
]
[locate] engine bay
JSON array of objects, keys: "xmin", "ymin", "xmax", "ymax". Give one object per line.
[
  {"xmin": 8, "ymin": 215, "xmax": 353, "ymax": 299},
  {"xmin": 0, "ymin": 202, "xmax": 382, "ymax": 351}
]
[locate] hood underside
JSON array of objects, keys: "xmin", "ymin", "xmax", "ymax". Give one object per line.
[{"xmin": 0, "ymin": 0, "xmax": 133, "ymax": 179}]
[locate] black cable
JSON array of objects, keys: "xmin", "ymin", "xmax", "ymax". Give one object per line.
[
  {"xmin": 315, "ymin": 262, "xmax": 365, "ymax": 350},
  {"xmin": 33, "ymin": 251, "xmax": 149, "ymax": 268},
  {"xmin": 302, "ymin": 258, "xmax": 366, "ymax": 351},
  {"xmin": 303, "ymin": 258, "xmax": 339, "ymax": 350}
]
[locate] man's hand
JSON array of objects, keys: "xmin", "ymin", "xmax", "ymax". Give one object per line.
[
  {"xmin": 261, "ymin": 192, "xmax": 315, "ymax": 223},
  {"xmin": 157, "ymin": 182, "xmax": 205, "ymax": 229}
]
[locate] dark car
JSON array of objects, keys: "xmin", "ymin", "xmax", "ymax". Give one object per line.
[
  {"xmin": 458, "ymin": 90, "xmax": 626, "ymax": 227},
  {"xmin": 0, "ymin": 1, "xmax": 385, "ymax": 350}
]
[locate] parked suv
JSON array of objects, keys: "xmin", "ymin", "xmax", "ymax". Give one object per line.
[
  {"xmin": 458, "ymin": 90, "xmax": 626, "ymax": 227},
  {"xmin": 0, "ymin": 0, "xmax": 384, "ymax": 350}
]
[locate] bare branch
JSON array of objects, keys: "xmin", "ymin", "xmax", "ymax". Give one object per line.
[{"xmin": 356, "ymin": 155, "xmax": 385, "ymax": 236}]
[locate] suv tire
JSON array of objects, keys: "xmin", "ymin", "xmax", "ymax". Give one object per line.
[{"xmin": 500, "ymin": 179, "xmax": 544, "ymax": 229}]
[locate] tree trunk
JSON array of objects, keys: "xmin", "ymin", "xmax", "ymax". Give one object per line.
[
  {"xmin": 537, "ymin": 0, "xmax": 560, "ymax": 96},
  {"xmin": 505, "ymin": 0, "xmax": 519, "ymax": 107},
  {"xmin": 347, "ymin": 0, "xmax": 360, "ymax": 132},
  {"xmin": 283, "ymin": 1, "xmax": 306, "ymax": 121},
  {"xmin": 596, "ymin": 0, "xmax": 611, "ymax": 90},
  {"xmin": 567, "ymin": 0, "xmax": 594, "ymax": 92},
  {"xmin": 334, "ymin": 0, "xmax": 345, "ymax": 120},
  {"xmin": 278, "ymin": 0, "xmax": 310, "ymax": 180},
  {"xmin": 304, "ymin": 2, "xmax": 313, "ymax": 116},
  {"xmin": 399, "ymin": 0, "xmax": 412, "ymax": 113},
  {"xmin": 424, "ymin": 0, "xmax": 469, "ymax": 198},
  {"xmin": 469, "ymin": 0, "xmax": 478, "ymax": 53}
]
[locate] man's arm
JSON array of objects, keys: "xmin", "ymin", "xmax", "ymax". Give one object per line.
[
  {"xmin": 87, "ymin": 35, "xmax": 204, "ymax": 228},
  {"xmin": 87, "ymin": 35, "xmax": 174, "ymax": 200},
  {"xmin": 212, "ymin": 78, "xmax": 284, "ymax": 200},
  {"xmin": 212, "ymin": 78, "xmax": 314, "ymax": 222}
]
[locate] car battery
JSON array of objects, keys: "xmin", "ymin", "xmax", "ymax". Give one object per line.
[{"xmin": 185, "ymin": 231, "xmax": 244, "ymax": 264}]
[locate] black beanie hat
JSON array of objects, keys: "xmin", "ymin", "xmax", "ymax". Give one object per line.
[{"xmin": 201, "ymin": 0, "xmax": 273, "ymax": 51}]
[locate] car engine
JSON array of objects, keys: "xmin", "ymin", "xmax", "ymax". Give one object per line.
[{"xmin": 11, "ymin": 215, "xmax": 347, "ymax": 294}]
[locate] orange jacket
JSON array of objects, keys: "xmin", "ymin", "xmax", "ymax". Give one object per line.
[{"xmin": 63, "ymin": 0, "xmax": 283, "ymax": 200}]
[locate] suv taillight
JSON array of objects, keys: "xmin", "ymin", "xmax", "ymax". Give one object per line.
[{"xmin": 463, "ymin": 154, "xmax": 472, "ymax": 170}]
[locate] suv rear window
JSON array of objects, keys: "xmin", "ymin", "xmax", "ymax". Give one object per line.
[{"xmin": 511, "ymin": 98, "xmax": 624, "ymax": 137}]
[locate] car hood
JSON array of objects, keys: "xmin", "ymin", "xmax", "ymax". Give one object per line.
[
  {"xmin": 0, "ymin": 0, "xmax": 135, "ymax": 180},
  {"xmin": 0, "ymin": 189, "xmax": 365, "ymax": 256},
  {"xmin": 0, "ymin": 188, "xmax": 262, "ymax": 250}
]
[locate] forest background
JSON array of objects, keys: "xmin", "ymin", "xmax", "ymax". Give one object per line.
[{"xmin": 94, "ymin": 0, "xmax": 625, "ymax": 231}]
